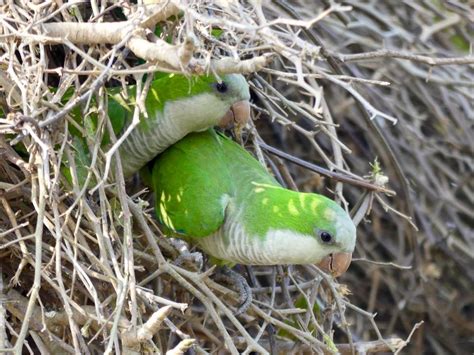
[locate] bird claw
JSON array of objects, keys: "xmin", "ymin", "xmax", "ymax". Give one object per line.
[
  {"xmin": 173, "ymin": 251, "xmax": 204, "ymax": 271},
  {"xmin": 218, "ymin": 266, "xmax": 253, "ymax": 315}
]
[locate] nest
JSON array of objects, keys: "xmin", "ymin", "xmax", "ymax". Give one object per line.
[{"xmin": 0, "ymin": 1, "xmax": 472, "ymax": 354}]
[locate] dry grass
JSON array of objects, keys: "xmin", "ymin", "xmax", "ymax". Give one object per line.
[{"xmin": 0, "ymin": 0, "xmax": 472, "ymax": 354}]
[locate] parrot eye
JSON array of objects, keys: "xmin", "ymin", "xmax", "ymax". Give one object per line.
[
  {"xmin": 319, "ymin": 230, "xmax": 333, "ymax": 243},
  {"xmin": 215, "ymin": 81, "xmax": 228, "ymax": 93}
]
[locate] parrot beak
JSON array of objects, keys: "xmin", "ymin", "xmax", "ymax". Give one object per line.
[
  {"xmin": 218, "ymin": 100, "xmax": 251, "ymax": 130},
  {"xmin": 316, "ymin": 252, "xmax": 352, "ymax": 277}
]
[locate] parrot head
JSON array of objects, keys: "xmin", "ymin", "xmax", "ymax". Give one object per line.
[
  {"xmin": 212, "ymin": 74, "xmax": 251, "ymax": 130},
  {"xmin": 308, "ymin": 195, "xmax": 356, "ymax": 277},
  {"xmin": 161, "ymin": 73, "xmax": 251, "ymax": 134},
  {"xmin": 236, "ymin": 184, "xmax": 357, "ymax": 274}
]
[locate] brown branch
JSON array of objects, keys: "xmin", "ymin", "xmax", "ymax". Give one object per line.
[
  {"xmin": 36, "ymin": 5, "xmax": 271, "ymax": 75},
  {"xmin": 41, "ymin": 22, "xmax": 129, "ymax": 44},
  {"xmin": 233, "ymin": 337, "xmax": 406, "ymax": 354},
  {"xmin": 336, "ymin": 338, "xmax": 406, "ymax": 354},
  {"xmin": 257, "ymin": 140, "xmax": 396, "ymax": 195},
  {"xmin": 211, "ymin": 54, "xmax": 274, "ymax": 74},
  {"xmin": 121, "ymin": 306, "xmax": 173, "ymax": 349},
  {"xmin": 333, "ymin": 49, "xmax": 474, "ymax": 66},
  {"xmin": 166, "ymin": 339, "xmax": 196, "ymax": 355}
]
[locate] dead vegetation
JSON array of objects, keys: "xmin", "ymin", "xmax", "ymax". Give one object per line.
[{"xmin": 0, "ymin": 0, "xmax": 472, "ymax": 354}]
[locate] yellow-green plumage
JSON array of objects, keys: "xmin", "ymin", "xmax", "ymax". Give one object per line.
[
  {"xmin": 152, "ymin": 130, "xmax": 356, "ymax": 266},
  {"xmin": 64, "ymin": 73, "xmax": 250, "ymax": 183}
]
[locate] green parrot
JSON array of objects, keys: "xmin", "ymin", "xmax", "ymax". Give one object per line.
[
  {"xmin": 66, "ymin": 73, "xmax": 250, "ymax": 181},
  {"xmin": 151, "ymin": 130, "xmax": 356, "ymax": 276}
]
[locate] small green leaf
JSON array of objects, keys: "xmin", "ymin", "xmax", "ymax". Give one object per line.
[
  {"xmin": 211, "ymin": 28, "xmax": 224, "ymax": 38},
  {"xmin": 154, "ymin": 25, "xmax": 163, "ymax": 37},
  {"xmin": 450, "ymin": 34, "xmax": 469, "ymax": 52},
  {"xmin": 369, "ymin": 157, "xmax": 382, "ymax": 175},
  {"xmin": 323, "ymin": 334, "xmax": 338, "ymax": 353}
]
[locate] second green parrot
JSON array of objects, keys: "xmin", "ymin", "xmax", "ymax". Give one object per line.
[
  {"xmin": 66, "ymin": 73, "xmax": 250, "ymax": 180},
  {"xmin": 151, "ymin": 130, "xmax": 356, "ymax": 275}
]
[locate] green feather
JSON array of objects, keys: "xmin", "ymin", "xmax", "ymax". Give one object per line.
[
  {"xmin": 107, "ymin": 74, "xmax": 230, "ymax": 134},
  {"xmin": 151, "ymin": 129, "xmax": 357, "ymax": 266},
  {"xmin": 63, "ymin": 73, "xmax": 249, "ymax": 185},
  {"xmin": 152, "ymin": 130, "xmax": 233, "ymax": 237}
]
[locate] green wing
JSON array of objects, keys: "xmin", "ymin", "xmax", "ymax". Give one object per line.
[{"xmin": 151, "ymin": 130, "xmax": 232, "ymax": 238}]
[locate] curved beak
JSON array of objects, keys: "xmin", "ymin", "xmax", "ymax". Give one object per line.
[
  {"xmin": 218, "ymin": 100, "xmax": 251, "ymax": 129},
  {"xmin": 317, "ymin": 252, "xmax": 352, "ymax": 277}
]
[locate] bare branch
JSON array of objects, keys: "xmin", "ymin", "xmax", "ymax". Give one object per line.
[{"xmin": 333, "ymin": 49, "xmax": 474, "ymax": 66}]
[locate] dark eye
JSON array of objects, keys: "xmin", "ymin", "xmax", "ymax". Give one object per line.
[
  {"xmin": 319, "ymin": 231, "xmax": 333, "ymax": 243},
  {"xmin": 215, "ymin": 81, "xmax": 228, "ymax": 93}
]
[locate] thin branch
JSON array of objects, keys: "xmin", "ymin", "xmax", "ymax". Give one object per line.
[
  {"xmin": 333, "ymin": 49, "xmax": 474, "ymax": 66},
  {"xmin": 257, "ymin": 140, "xmax": 395, "ymax": 194}
]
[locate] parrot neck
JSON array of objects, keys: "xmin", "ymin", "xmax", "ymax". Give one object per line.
[
  {"xmin": 196, "ymin": 185, "xmax": 338, "ymax": 265},
  {"xmin": 236, "ymin": 183, "xmax": 322, "ymax": 237},
  {"xmin": 197, "ymin": 202, "xmax": 329, "ymax": 265},
  {"xmin": 197, "ymin": 217, "xmax": 328, "ymax": 265},
  {"xmin": 118, "ymin": 93, "xmax": 230, "ymax": 177}
]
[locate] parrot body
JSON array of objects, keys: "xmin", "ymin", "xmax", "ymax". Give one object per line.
[
  {"xmin": 152, "ymin": 130, "xmax": 356, "ymax": 273},
  {"xmin": 67, "ymin": 73, "xmax": 250, "ymax": 181}
]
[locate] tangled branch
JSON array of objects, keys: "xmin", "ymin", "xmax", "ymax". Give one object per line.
[{"xmin": 0, "ymin": 0, "xmax": 471, "ymax": 353}]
